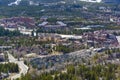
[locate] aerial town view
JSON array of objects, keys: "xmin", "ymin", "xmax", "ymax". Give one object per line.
[{"xmin": 0, "ymin": 0, "xmax": 120, "ymax": 80}]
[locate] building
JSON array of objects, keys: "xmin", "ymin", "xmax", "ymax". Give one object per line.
[
  {"xmin": 18, "ymin": 26, "xmax": 33, "ymax": 35},
  {"xmin": 82, "ymin": 30, "xmax": 119, "ymax": 47},
  {"xmin": 39, "ymin": 21, "xmax": 67, "ymax": 30}
]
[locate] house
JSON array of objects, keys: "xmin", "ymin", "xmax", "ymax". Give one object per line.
[{"xmin": 82, "ymin": 30, "xmax": 119, "ymax": 47}]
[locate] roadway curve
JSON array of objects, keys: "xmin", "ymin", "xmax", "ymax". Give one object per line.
[{"xmin": 7, "ymin": 52, "xmax": 29, "ymax": 80}]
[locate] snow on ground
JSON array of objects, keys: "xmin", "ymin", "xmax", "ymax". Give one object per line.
[
  {"xmin": 116, "ymin": 36, "xmax": 120, "ymax": 45},
  {"xmin": 8, "ymin": 0, "xmax": 22, "ymax": 6}
]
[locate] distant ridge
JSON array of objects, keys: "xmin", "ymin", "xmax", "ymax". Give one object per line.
[
  {"xmin": 102, "ymin": 0, "xmax": 120, "ymax": 3},
  {"xmin": 79, "ymin": 0, "xmax": 120, "ymax": 3},
  {"xmin": 0, "ymin": 0, "xmax": 120, "ymax": 6}
]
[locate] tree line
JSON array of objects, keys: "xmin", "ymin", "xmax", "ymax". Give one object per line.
[
  {"xmin": 0, "ymin": 27, "xmax": 21, "ymax": 37},
  {"xmin": 17, "ymin": 63, "xmax": 120, "ymax": 80},
  {"xmin": 0, "ymin": 63, "xmax": 19, "ymax": 73}
]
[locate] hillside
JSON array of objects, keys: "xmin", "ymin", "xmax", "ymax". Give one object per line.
[
  {"xmin": 103, "ymin": 0, "xmax": 120, "ymax": 3},
  {"xmin": 0, "ymin": 0, "xmax": 120, "ymax": 6}
]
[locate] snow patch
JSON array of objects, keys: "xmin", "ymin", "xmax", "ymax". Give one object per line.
[
  {"xmin": 29, "ymin": 1, "xmax": 39, "ymax": 6},
  {"xmin": 80, "ymin": 0, "xmax": 102, "ymax": 3},
  {"xmin": 8, "ymin": 0, "xmax": 22, "ymax": 6}
]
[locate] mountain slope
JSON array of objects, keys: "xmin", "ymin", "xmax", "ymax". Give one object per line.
[
  {"xmin": 0, "ymin": 0, "xmax": 15, "ymax": 5},
  {"xmin": 103, "ymin": 0, "xmax": 120, "ymax": 3},
  {"xmin": 0, "ymin": 0, "xmax": 120, "ymax": 6}
]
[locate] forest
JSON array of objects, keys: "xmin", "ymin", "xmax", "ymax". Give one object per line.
[
  {"xmin": 0, "ymin": 63, "xmax": 19, "ymax": 73},
  {"xmin": 0, "ymin": 27, "xmax": 21, "ymax": 37},
  {"xmin": 17, "ymin": 63, "xmax": 120, "ymax": 80}
]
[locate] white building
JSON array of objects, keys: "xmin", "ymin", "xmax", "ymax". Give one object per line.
[
  {"xmin": 18, "ymin": 26, "xmax": 33, "ymax": 35},
  {"xmin": 59, "ymin": 34, "xmax": 82, "ymax": 39},
  {"xmin": 4, "ymin": 27, "xmax": 17, "ymax": 31}
]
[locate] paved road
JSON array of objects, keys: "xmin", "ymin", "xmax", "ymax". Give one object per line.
[{"xmin": 7, "ymin": 52, "xmax": 29, "ymax": 80}]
